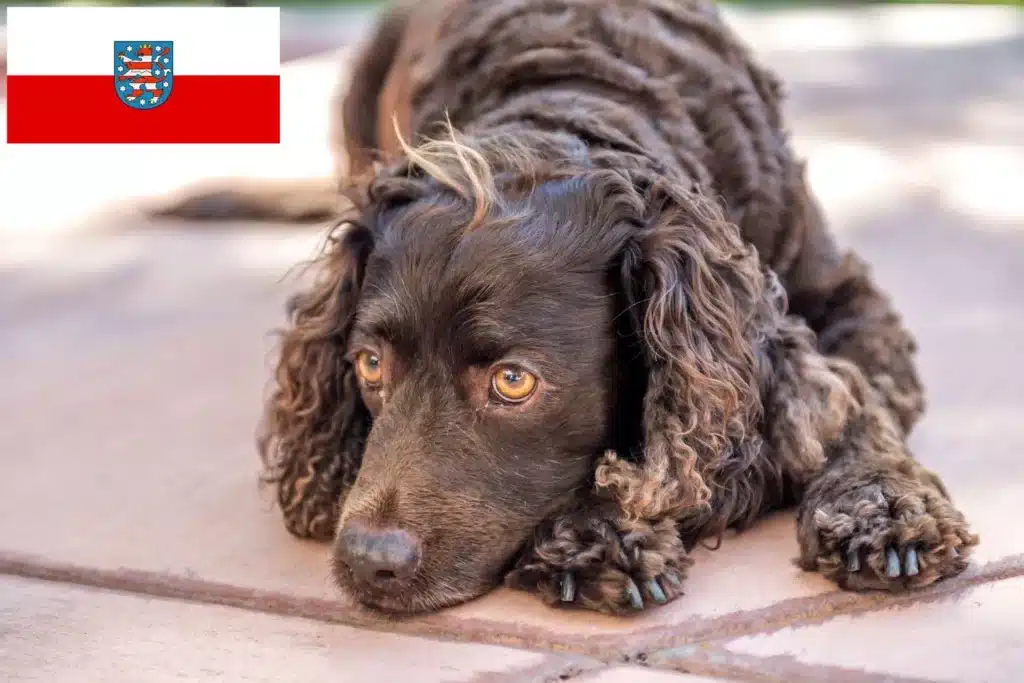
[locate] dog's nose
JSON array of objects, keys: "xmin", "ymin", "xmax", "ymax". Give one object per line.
[{"xmin": 338, "ymin": 520, "xmax": 422, "ymax": 586}]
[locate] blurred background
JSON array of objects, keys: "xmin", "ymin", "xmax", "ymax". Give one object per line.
[{"xmin": 1, "ymin": 0, "xmax": 1022, "ymax": 656}]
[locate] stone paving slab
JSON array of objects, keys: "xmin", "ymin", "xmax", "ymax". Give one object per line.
[
  {"xmin": 0, "ymin": 576, "xmax": 591, "ymax": 683},
  {"xmin": 692, "ymin": 576, "xmax": 1024, "ymax": 683}
]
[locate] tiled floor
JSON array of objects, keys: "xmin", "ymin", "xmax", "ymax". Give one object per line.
[{"xmin": 2, "ymin": 5, "xmax": 1022, "ymax": 682}]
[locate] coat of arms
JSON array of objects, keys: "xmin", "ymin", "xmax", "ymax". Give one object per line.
[{"xmin": 114, "ymin": 41, "xmax": 173, "ymax": 109}]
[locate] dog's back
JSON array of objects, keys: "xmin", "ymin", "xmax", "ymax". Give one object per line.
[
  {"xmin": 339, "ymin": 0, "xmax": 925, "ymax": 432},
  {"xmin": 350, "ymin": 0, "xmax": 814, "ymax": 272}
]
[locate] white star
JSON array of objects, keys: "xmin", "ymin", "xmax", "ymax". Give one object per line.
[
  {"xmin": 163, "ymin": 58, "xmax": 169, "ymax": 64},
  {"xmin": 139, "ymin": 100, "xmax": 146, "ymax": 105},
  {"xmin": 118, "ymin": 66, "xmax": 124, "ymax": 72},
  {"xmin": 154, "ymin": 69, "xmax": 161, "ymax": 76},
  {"xmin": 155, "ymin": 46, "xmax": 161, "ymax": 52},
  {"xmin": 120, "ymin": 85, "xmax": 126, "ymax": 91},
  {"xmin": 126, "ymin": 46, "xmax": 132, "ymax": 52},
  {"xmin": 163, "ymin": 81, "xmax": 168, "ymax": 87}
]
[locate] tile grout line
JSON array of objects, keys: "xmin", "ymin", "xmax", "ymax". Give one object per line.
[
  {"xmin": 613, "ymin": 553, "xmax": 1024, "ymax": 659},
  {"xmin": 0, "ymin": 549, "xmax": 620, "ymax": 655},
  {"xmin": 2, "ymin": 549, "xmax": 1022, "ymax": 663}
]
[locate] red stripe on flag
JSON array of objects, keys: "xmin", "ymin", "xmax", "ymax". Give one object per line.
[{"xmin": 6, "ymin": 75, "xmax": 280, "ymax": 144}]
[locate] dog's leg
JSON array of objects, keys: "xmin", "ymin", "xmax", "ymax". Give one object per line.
[
  {"xmin": 758, "ymin": 318, "xmax": 979, "ymax": 590},
  {"xmin": 770, "ymin": 163, "xmax": 925, "ymax": 434},
  {"xmin": 148, "ymin": 177, "xmax": 342, "ymax": 224},
  {"xmin": 504, "ymin": 495, "xmax": 692, "ymax": 615},
  {"xmin": 765, "ymin": 166, "xmax": 978, "ymax": 585},
  {"xmin": 795, "ymin": 394, "xmax": 978, "ymax": 590}
]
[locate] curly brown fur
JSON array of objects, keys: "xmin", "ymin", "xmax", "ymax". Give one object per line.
[
  {"xmin": 257, "ymin": 224, "xmax": 374, "ymax": 540},
  {"xmin": 254, "ymin": 0, "xmax": 974, "ymax": 615},
  {"xmin": 795, "ymin": 371, "xmax": 977, "ymax": 591},
  {"xmin": 507, "ymin": 484, "xmax": 693, "ymax": 614}
]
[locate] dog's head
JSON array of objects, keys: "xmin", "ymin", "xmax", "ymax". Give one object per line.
[{"xmin": 260, "ymin": 132, "xmax": 771, "ymax": 614}]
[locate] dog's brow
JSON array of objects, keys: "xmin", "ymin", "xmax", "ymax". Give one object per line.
[
  {"xmin": 352, "ymin": 290, "xmax": 410, "ymax": 342},
  {"xmin": 454, "ymin": 306, "xmax": 549, "ymax": 358}
]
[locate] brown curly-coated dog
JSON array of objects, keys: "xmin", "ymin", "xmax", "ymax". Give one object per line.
[{"xmin": 241, "ymin": 0, "xmax": 979, "ymax": 615}]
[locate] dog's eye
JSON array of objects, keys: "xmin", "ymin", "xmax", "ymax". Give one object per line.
[
  {"xmin": 491, "ymin": 366, "xmax": 537, "ymax": 403},
  {"xmin": 355, "ymin": 351, "xmax": 383, "ymax": 386}
]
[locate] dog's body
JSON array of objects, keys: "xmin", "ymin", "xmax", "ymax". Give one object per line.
[{"xmin": 250, "ymin": 0, "xmax": 977, "ymax": 615}]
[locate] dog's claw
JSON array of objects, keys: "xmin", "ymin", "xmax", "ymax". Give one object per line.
[
  {"xmin": 624, "ymin": 578, "xmax": 644, "ymax": 610},
  {"xmin": 646, "ymin": 578, "xmax": 666, "ymax": 604},
  {"xmin": 559, "ymin": 572, "xmax": 576, "ymax": 603},
  {"xmin": 904, "ymin": 547, "xmax": 920, "ymax": 577},
  {"xmin": 847, "ymin": 550, "xmax": 861, "ymax": 573},
  {"xmin": 885, "ymin": 547, "xmax": 901, "ymax": 578}
]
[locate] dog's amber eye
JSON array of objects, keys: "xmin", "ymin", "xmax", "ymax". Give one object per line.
[
  {"xmin": 491, "ymin": 366, "xmax": 537, "ymax": 403},
  {"xmin": 355, "ymin": 351, "xmax": 383, "ymax": 386}
]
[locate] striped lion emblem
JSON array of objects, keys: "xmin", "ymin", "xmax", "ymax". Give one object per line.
[{"xmin": 114, "ymin": 41, "xmax": 173, "ymax": 109}]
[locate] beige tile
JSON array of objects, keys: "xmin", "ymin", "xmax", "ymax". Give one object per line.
[
  {"xmin": 0, "ymin": 576, "xmax": 555, "ymax": 683},
  {"xmin": 580, "ymin": 666, "xmax": 730, "ymax": 682},
  {"xmin": 722, "ymin": 577, "xmax": 1024, "ymax": 683}
]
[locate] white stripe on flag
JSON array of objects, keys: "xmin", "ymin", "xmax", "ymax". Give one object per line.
[{"xmin": 7, "ymin": 7, "xmax": 280, "ymax": 76}]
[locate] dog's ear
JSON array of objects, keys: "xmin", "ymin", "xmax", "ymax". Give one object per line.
[
  {"xmin": 597, "ymin": 183, "xmax": 768, "ymax": 524},
  {"xmin": 258, "ymin": 221, "xmax": 375, "ymax": 540}
]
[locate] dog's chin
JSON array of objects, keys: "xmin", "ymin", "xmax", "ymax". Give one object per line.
[{"xmin": 331, "ymin": 559, "xmax": 496, "ymax": 617}]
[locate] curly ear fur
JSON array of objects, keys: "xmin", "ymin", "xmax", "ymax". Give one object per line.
[
  {"xmin": 258, "ymin": 222, "xmax": 375, "ymax": 540},
  {"xmin": 595, "ymin": 183, "xmax": 768, "ymax": 523},
  {"xmin": 595, "ymin": 181, "xmax": 865, "ymax": 537}
]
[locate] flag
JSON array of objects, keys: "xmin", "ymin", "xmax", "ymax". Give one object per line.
[{"xmin": 5, "ymin": 7, "xmax": 280, "ymax": 144}]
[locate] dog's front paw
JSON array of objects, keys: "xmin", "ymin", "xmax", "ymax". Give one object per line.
[
  {"xmin": 798, "ymin": 479, "xmax": 978, "ymax": 591},
  {"xmin": 505, "ymin": 512, "xmax": 692, "ymax": 615}
]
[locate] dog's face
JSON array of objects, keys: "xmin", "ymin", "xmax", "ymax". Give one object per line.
[
  {"xmin": 264, "ymin": 150, "xmax": 766, "ymax": 616},
  {"xmin": 331, "ymin": 176, "xmax": 643, "ymax": 613}
]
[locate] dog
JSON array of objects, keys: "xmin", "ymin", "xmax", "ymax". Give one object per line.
[{"xmin": 231, "ymin": 0, "xmax": 978, "ymax": 615}]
